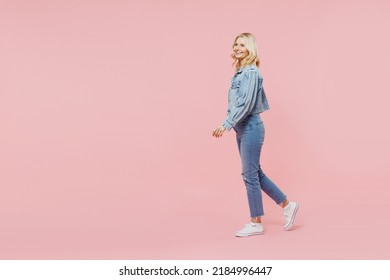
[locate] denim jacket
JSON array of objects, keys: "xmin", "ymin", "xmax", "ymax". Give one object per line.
[{"xmin": 222, "ymin": 64, "xmax": 270, "ymax": 131}]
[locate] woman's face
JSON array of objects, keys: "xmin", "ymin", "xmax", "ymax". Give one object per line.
[{"xmin": 233, "ymin": 37, "xmax": 249, "ymax": 60}]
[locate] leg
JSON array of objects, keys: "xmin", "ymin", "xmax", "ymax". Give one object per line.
[
  {"xmin": 258, "ymin": 167, "xmax": 287, "ymax": 205},
  {"xmin": 254, "ymin": 121, "xmax": 288, "ymax": 205},
  {"xmin": 254, "ymin": 123, "xmax": 299, "ymax": 230},
  {"xmin": 280, "ymin": 199, "xmax": 289, "ymax": 208},
  {"xmin": 234, "ymin": 116, "xmax": 265, "ymax": 237},
  {"xmin": 236, "ymin": 119, "xmax": 264, "ymax": 218}
]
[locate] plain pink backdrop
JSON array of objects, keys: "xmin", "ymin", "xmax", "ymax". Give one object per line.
[{"xmin": 1, "ymin": 0, "xmax": 390, "ymax": 259}]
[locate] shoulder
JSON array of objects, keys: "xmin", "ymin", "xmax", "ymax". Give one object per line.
[
  {"xmin": 241, "ymin": 65, "xmax": 261, "ymax": 79},
  {"xmin": 247, "ymin": 64, "xmax": 258, "ymax": 71},
  {"xmin": 239, "ymin": 64, "xmax": 258, "ymax": 74},
  {"xmin": 232, "ymin": 65, "xmax": 261, "ymax": 83}
]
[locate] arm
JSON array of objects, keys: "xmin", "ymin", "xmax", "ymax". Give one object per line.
[{"xmin": 222, "ymin": 69, "xmax": 260, "ymax": 131}]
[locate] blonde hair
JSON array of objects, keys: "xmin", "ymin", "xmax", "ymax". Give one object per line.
[{"xmin": 231, "ymin": 33, "xmax": 260, "ymax": 71}]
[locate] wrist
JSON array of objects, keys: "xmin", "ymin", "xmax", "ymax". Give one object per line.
[{"xmin": 222, "ymin": 121, "xmax": 232, "ymax": 131}]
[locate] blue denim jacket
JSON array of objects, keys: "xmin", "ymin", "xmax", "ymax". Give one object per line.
[{"xmin": 222, "ymin": 64, "xmax": 270, "ymax": 131}]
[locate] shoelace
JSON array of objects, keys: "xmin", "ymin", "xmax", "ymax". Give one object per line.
[{"xmin": 283, "ymin": 207, "xmax": 290, "ymax": 220}]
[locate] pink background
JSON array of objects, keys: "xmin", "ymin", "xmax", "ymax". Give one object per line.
[{"xmin": 1, "ymin": 0, "xmax": 390, "ymax": 259}]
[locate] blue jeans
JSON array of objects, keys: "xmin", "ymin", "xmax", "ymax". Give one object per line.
[{"xmin": 234, "ymin": 114, "xmax": 287, "ymax": 217}]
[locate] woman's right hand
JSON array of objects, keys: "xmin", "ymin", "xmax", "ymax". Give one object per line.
[{"xmin": 212, "ymin": 125, "xmax": 226, "ymax": 138}]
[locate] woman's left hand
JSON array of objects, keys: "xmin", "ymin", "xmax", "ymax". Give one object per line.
[{"xmin": 212, "ymin": 125, "xmax": 226, "ymax": 138}]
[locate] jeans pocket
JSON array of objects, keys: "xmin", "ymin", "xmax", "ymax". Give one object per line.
[{"xmin": 255, "ymin": 119, "xmax": 264, "ymax": 126}]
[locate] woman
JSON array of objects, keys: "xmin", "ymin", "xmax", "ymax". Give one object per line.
[{"xmin": 212, "ymin": 33, "xmax": 299, "ymax": 237}]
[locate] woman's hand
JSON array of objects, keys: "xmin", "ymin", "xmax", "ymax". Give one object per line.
[{"xmin": 212, "ymin": 125, "xmax": 226, "ymax": 138}]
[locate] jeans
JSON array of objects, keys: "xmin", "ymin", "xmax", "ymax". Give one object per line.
[{"xmin": 234, "ymin": 114, "xmax": 287, "ymax": 217}]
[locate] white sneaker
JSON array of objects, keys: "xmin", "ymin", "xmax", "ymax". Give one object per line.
[
  {"xmin": 283, "ymin": 201, "xmax": 299, "ymax": 231},
  {"xmin": 235, "ymin": 222, "xmax": 264, "ymax": 237}
]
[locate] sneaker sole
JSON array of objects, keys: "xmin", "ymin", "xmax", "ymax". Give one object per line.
[
  {"xmin": 235, "ymin": 231, "xmax": 264, "ymax": 237},
  {"xmin": 284, "ymin": 203, "xmax": 299, "ymax": 231}
]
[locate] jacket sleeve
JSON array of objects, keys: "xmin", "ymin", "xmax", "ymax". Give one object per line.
[{"xmin": 222, "ymin": 69, "xmax": 260, "ymax": 131}]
